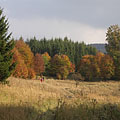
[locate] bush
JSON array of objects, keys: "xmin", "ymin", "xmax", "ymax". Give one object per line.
[{"xmin": 68, "ymin": 73, "xmax": 84, "ymax": 81}]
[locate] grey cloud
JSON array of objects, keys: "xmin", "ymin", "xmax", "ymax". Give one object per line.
[{"xmin": 1, "ymin": 0, "xmax": 120, "ymax": 28}]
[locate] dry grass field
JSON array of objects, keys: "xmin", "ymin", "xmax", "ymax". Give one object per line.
[{"xmin": 0, "ymin": 77, "xmax": 120, "ymax": 120}]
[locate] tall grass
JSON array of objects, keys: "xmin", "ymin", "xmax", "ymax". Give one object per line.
[{"xmin": 0, "ymin": 77, "xmax": 120, "ymax": 120}]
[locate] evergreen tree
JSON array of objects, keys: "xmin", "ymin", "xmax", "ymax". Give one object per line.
[
  {"xmin": 26, "ymin": 37, "xmax": 97, "ymax": 68},
  {"xmin": 0, "ymin": 8, "xmax": 15, "ymax": 82},
  {"xmin": 105, "ymin": 25, "xmax": 120, "ymax": 79}
]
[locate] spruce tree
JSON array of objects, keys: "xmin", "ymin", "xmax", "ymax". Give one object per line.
[{"xmin": 0, "ymin": 8, "xmax": 15, "ymax": 82}]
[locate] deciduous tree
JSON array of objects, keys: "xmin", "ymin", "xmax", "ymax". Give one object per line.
[
  {"xmin": 78, "ymin": 55, "xmax": 100, "ymax": 81},
  {"xmin": 34, "ymin": 53, "xmax": 44, "ymax": 75},
  {"xmin": 15, "ymin": 38, "xmax": 34, "ymax": 68},
  {"xmin": 48, "ymin": 54, "xmax": 73, "ymax": 79},
  {"xmin": 106, "ymin": 25, "xmax": 120, "ymax": 79},
  {"xmin": 100, "ymin": 55, "xmax": 115, "ymax": 80},
  {"xmin": 28, "ymin": 68, "xmax": 36, "ymax": 79},
  {"xmin": 12, "ymin": 48, "xmax": 28, "ymax": 79}
]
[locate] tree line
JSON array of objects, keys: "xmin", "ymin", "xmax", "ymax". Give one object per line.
[
  {"xmin": 12, "ymin": 38, "xmax": 75, "ymax": 80},
  {"xmin": 0, "ymin": 8, "xmax": 120, "ymax": 82},
  {"xmin": 26, "ymin": 37, "xmax": 97, "ymax": 68}
]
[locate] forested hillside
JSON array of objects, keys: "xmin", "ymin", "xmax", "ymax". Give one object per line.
[{"xmin": 90, "ymin": 44, "xmax": 106, "ymax": 53}]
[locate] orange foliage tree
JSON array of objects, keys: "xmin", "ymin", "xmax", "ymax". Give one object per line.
[
  {"xmin": 15, "ymin": 38, "xmax": 34, "ymax": 68},
  {"xmin": 78, "ymin": 52, "xmax": 115, "ymax": 81},
  {"xmin": 95, "ymin": 52, "xmax": 115, "ymax": 80},
  {"xmin": 12, "ymin": 38, "xmax": 36, "ymax": 79},
  {"xmin": 100, "ymin": 55, "xmax": 115, "ymax": 80},
  {"xmin": 78, "ymin": 55, "xmax": 100, "ymax": 81},
  {"xmin": 27, "ymin": 68, "xmax": 36, "ymax": 79},
  {"xmin": 95, "ymin": 52, "xmax": 105, "ymax": 64},
  {"xmin": 12, "ymin": 48, "xmax": 28, "ymax": 78},
  {"xmin": 34, "ymin": 53, "xmax": 44, "ymax": 75}
]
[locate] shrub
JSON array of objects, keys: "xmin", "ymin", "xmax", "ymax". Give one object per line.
[{"xmin": 68, "ymin": 73, "xmax": 84, "ymax": 81}]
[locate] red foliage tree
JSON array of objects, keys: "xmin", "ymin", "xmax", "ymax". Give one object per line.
[
  {"xmin": 34, "ymin": 53, "xmax": 44, "ymax": 75},
  {"xmin": 70, "ymin": 63, "xmax": 75, "ymax": 73}
]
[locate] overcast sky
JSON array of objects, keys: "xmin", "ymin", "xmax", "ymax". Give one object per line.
[{"xmin": 0, "ymin": 0, "xmax": 120, "ymax": 43}]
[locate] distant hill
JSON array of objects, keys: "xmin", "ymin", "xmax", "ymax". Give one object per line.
[{"xmin": 90, "ymin": 44, "xmax": 106, "ymax": 53}]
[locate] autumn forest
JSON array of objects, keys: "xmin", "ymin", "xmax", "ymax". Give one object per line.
[
  {"xmin": 0, "ymin": 7, "xmax": 120, "ymax": 82},
  {"xmin": 1, "ymin": 7, "xmax": 120, "ymax": 120}
]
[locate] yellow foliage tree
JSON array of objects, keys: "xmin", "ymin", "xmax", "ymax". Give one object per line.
[{"xmin": 48, "ymin": 54, "xmax": 74, "ymax": 79}]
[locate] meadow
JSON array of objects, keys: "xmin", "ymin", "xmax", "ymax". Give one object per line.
[{"xmin": 0, "ymin": 77, "xmax": 120, "ymax": 120}]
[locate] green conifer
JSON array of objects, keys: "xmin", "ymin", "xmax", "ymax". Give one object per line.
[{"xmin": 0, "ymin": 8, "xmax": 15, "ymax": 82}]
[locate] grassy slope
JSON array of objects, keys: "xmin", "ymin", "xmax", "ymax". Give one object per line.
[{"xmin": 0, "ymin": 77, "xmax": 120, "ymax": 120}]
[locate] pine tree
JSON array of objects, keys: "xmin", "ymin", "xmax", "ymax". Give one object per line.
[
  {"xmin": 0, "ymin": 8, "xmax": 15, "ymax": 82},
  {"xmin": 26, "ymin": 37, "xmax": 97, "ymax": 68}
]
